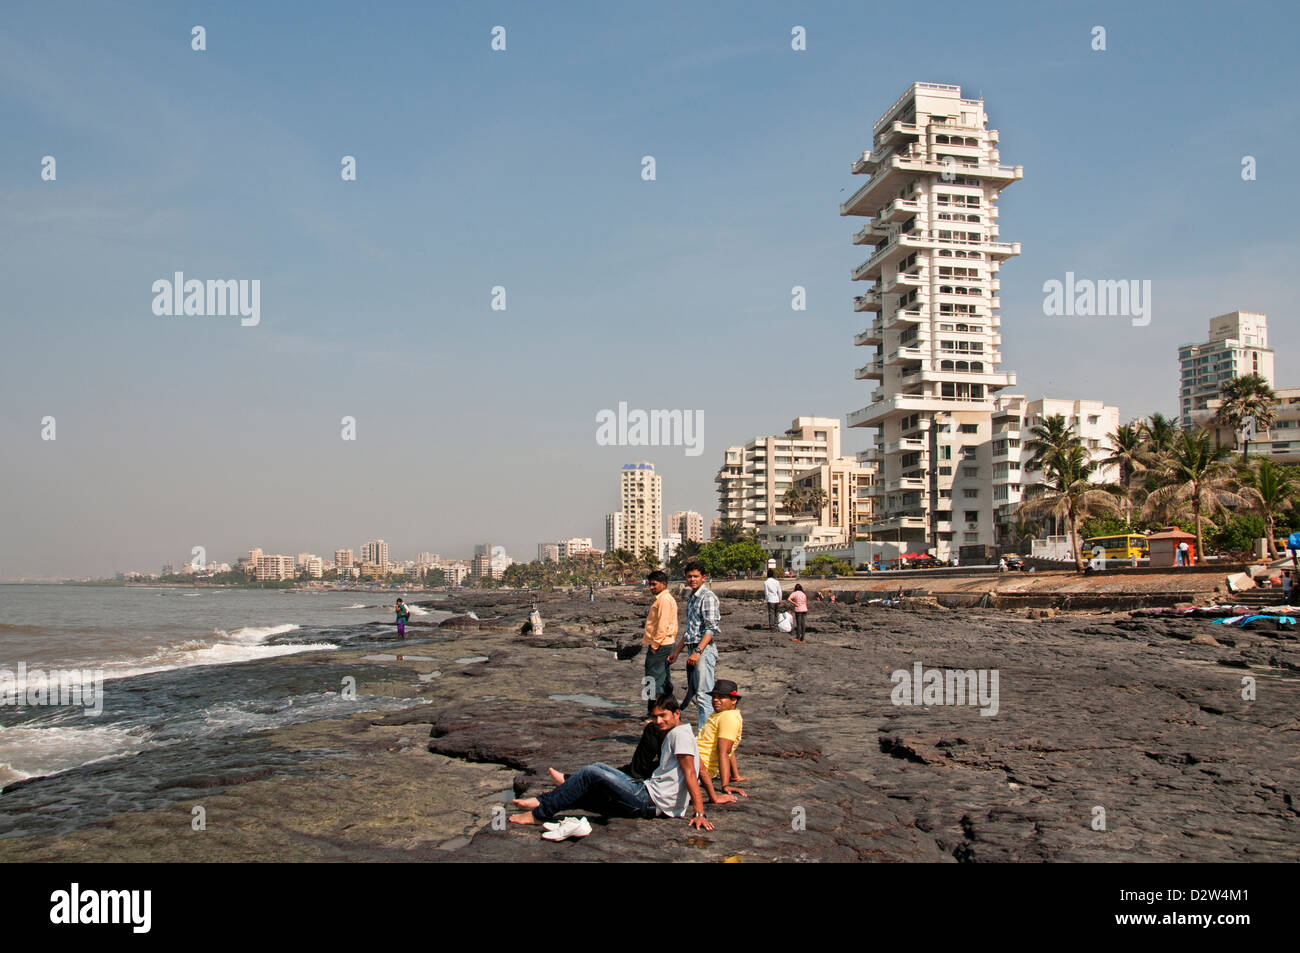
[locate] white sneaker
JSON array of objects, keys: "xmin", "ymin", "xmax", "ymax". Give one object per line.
[{"xmin": 541, "ymin": 816, "xmax": 592, "ymax": 841}]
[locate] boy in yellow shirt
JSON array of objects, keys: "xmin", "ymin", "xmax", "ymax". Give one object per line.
[{"xmin": 696, "ymin": 679, "xmax": 746, "ymax": 798}]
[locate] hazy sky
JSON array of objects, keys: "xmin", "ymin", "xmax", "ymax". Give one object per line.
[{"xmin": 2, "ymin": 0, "xmax": 1296, "ymax": 578}]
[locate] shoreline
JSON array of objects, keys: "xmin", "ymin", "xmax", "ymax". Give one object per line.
[{"xmin": 1, "ymin": 589, "xmax": 1296, "ymax": 862}]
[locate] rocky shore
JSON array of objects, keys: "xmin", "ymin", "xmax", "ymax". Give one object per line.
[{"xmin": 2, "ymin": 587, "xmax": 1296, "ymax": 862}]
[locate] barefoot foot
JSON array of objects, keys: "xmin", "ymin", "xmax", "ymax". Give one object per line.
[
  {"xmin": 548, "ymin": 768, "xmax": 566, "ymax": 784},
  {"xmin": 513, "ymin": 796, "xmax": 540, "ymax": 810},
  {"xmin": 508, "ymin": 812, "xmax": 537, "ymax": 825}
]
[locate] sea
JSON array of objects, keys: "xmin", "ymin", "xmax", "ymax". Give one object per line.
[{"xmin": 0, "ymin": 584, "xmax": 451, "ymax": 831}]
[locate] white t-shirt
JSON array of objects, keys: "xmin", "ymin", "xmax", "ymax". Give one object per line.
[
  {"xmin": 643, "ymin": 724, "xmax": 698, "ymax": 817},
  {"xmin": 764, "ymin": 577, "xmax": 782, "ymax": 603}
]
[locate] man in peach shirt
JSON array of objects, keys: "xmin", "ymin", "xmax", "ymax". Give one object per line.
[{"xmin": 643, "ymin": 570, "xmax": 678, "ymax": 696}]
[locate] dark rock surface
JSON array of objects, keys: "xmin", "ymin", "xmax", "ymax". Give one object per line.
[{"xmin": 419, "ymin": 588, "xmax": 1299, "ymax": 862}]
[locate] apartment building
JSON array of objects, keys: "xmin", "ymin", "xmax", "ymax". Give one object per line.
[
  {"xmin": 618, "ymin": 463, "xmax": 662, "ymax": 554},
  {"xmin": 841, "ymin": 82, "xmax": 1023, "ymax": 561},
  {"xmin": 255, "ymin": 554, "xmax": 296, "ymax": 581},
  {"xmin": 667, "ymin": 511, "xmax": 705, "ymax": 543},
  {"xmin": 1178, "ymin": 312, "xmax": 1273, "ymax": 429},
  {"xmin": 990, "ymin": 396, "xmax": 1120, "ymax": 538},
  {"xmin": 334, "ymin": 549, "xmax": 354, "ymax": 569},
  {"xmin": 605, "ymin": 513, "xmax": 622, "ymax": 553},
  {"xmin": 1198, "ymin": 386, "xmax": 1300, "ymax": 463},
  {"xmin": 537, "ymin": 543, "xmax": 560, "ymax": 562},
  {"xmin": 791, "ymin": 457, "xmax": 876, "ymax": 543},
  {"xmin": 361, "ymin": 540, "xmax": 389, "ymax": 570},
  {"xmin": 557, "ymin": 537, "xmax": 593, "ymax": 558},
  {"xmin": 715, "ymin": 417, "xmax": 843, "ymax": 530}
]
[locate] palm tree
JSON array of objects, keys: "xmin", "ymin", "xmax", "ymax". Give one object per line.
[
  {"xmin": 1104, "ymin": 422, "xmax": 1147, "ymax": 523},
  {"xmin": 1215, "ymin": 373, "xmax": 1277, "ymax": 458},
  {"xmin": 804, "ymin": 487, "xmax": 829, "ymax": 518},
  {"xmin": 639, "ymin": 546, "xmax": 661, "ymax": 574},
  {"xmin": 1143, "ymin": 430, "xmax": 1250, "ymax": 560},
  {"xmin": 608, "ymin": 548, "xmax": 637, "ymax": 583},
  {"xmin": 1023, "ymin": 414, "xmax": 1076, "ymax": 475},
  {"xmin": 1017, "ymin": 445, "xmax": 1126, "ymax": 572},
  {"xmin": 781, "ymin": 486, "xmax": 806, "ymax": 519},
  {"xmin": 713, "ymin": 520, "xmax": 748, "ymax": 544},
  {"xmin": 1239, "ymin": 459, "xmax": 1299, "ymax": 558},
  {"xmin": 1140, "ymin": 411, "xmax": 1177, "ymax": 451}
]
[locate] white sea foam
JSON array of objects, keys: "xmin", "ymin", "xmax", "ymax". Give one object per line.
[
  {"xmin": 405, "ymin": 605, "xmax": 431, "ymax": 616},
  {"xmin": 97, "ymin": 641, "xmax": 337, "ymax": 683},
  {"xmin": 218, "ymin": 623, "xmax": 301, "ymax": 643},
  {"xmin": 0, "ymin": 724, "xmax": 145, "ymax": 783},
  {"xmin": 341, "ymin": 603, "xmax": 368, "ymax": 609}
]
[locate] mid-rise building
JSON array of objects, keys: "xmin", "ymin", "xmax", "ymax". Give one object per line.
[
  {"xmin": 335, "ymin": 549, "xmax": 354, "ymax": 569},
  {"xmin": 557, "ymin": 537, "xmax": 593, "ymax": 558},
  {"xmin": 538, "ymin": 543, "xmax": 560, "ymax": 562},
  {"xmin": 1198, "ymin": 386, "xmax": 1300, "ymax": 463},
  {"xmin": 305, "ymin": 556, "xmax": 323, "ymax": 578},
  {"xmin": 604, "ymin": 513, "xmax": 622, "ymax": 553},
  {"xmin": 990, "ymin": 396, "xmax": 1120, "ymax": 541},
  {"xmin": 1178, "ymin": 311, "xmax": 1273, "ymax": 429},
  {"xmin": 361, "ymin": 540, "xmax": 389, "ymax": 570},
  {"xmin": 715, "ymin": 417, "xmax": 844, "ymax": 530},
  {"xmin": 791, "ymin": 457, "xmax": 877, "ymax": 543},
  {"xmin": 667, "ymin": 511, "xmax": 705, "ymax": 543},
  {"xmin": 618, "ymin": 463, "xmax": 662, "ymax": 555},
  {"xmin": 255, "ymin": 554, "xmax": 296, "ymax": 581},
  {"xmin": 657, "ymin": 533, "xmax": 683, "ymax": 567},
  {"xmin": 470, "ymin": 552, "xmax": 494, "ymax": 580},
  {"xmin": 842, "ymin": 82, "xmax": 1023, "ymax": 560}
]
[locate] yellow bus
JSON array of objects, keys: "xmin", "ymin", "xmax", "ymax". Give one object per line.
[{"xmin": 1084, "ymin": 535, "xmax": 1150, "ymax": 561}]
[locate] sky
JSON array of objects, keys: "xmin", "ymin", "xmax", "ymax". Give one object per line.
[{"xmin": 1, "ymin": 0, "xmax": 1297, "ymax": 579}]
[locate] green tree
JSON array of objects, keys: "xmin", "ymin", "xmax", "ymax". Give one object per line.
[
  {"xmin": 1017, "ymin": 444, "xmax": 1126, "ymax": 572},
  {"xmin": 1239, "ymin": 458, "xmax": 1299, "ymax": 558},
  {"xmin": 667, "ymin": 539, "xmax": 702, "ymax": 576},
  {"xmin": 1215, "ymin": 373, "xmax": 1277, "ymax": 458},
  {"xmin": 1024, "ymin": 414, "xmax": 1077, "ymax": 476},
  {"xmin": 1143, "ymin": 430, "xmax": 1250, "ymax": 561}
]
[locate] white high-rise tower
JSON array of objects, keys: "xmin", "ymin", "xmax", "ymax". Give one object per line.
[{"xmin": 841, "ymin": 82, "xmax": 1022, "ymax": 560}]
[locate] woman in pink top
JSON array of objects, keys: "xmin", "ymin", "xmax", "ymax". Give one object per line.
[{"xmin": 788, "ymin": 584, "xmax": 809, "ymax": 642}]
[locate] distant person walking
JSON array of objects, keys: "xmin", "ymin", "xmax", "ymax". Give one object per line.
[
  {"xmin": 789, "ymin": 583, "xmax": 808, "ymax": 642},
  {"xmin": 643, "ymin": 570, "xmax": 677, "ymax": 696},
  {"xmin": 669, "ymin": 561, "xmax": 720, "ymax": 733},
  {"xmin": 395, "ymin": 598, "xmax": 410, "ymax": 639},
  {"xmin": 589, "ymin": 584, "xmax": 595, "ymax": 602},
  {"xmin": 1177, "ymin": 541, "xmax": 1190, "ymax": 567},
  {"xmin": 763, "ymin": 569, "xmax": 783, "ymax": 630}
]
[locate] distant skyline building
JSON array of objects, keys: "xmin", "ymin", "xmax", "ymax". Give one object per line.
[
  {"xmin": 842, "ymin": 82, "xmax": 1023, "ymax": 561},
  {"xmin": 538, "ymin": 542, "xmax": 560, "ymax": 562},
  {"xmin": 255, "ymin": 553, "xmax": 295, "ymax": 581},
  {"xmin": 557, "ymin": 537, "xmax": 593, "ymax": 558},
  {"xmin": 335, "ymin": 549, "xmax": 354, "ymax": 569},
  {"xmin": 1178, "ymin": 311, "xmax": 1273, "ymax": 429},
  {"xmin": 715, "ymin": 417, "xmax": 843, "ymax": 530},
  {"xmin": 605, "ymin": 512, "xmax": 622, "ymax": 552},
  {"xmin": 618, "ymin": 463, "xmax": 662, "ymax": 555},
  {"xmin": 361, "ymin": 539, "xmax": 389, "ymax": 570},
  {"xmin": 667, "ymin": 511, "xmax": 705, "ymax": 543}
]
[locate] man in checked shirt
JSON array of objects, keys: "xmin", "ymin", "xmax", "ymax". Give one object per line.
[{"xmin": 668, "ymin": 561, "xmax": 720, "ymax": 733}]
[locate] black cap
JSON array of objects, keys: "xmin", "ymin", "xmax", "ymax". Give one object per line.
[{"xmin": 709, "ymin": 679, "xmax": 740, "ymax": 699}]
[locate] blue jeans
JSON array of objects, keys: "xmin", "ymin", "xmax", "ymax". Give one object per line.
[
  {"xmin": 533, "ymin": 763, "xmax": 657, "ymax": 822},
  {"xmin": 680, "ymin": 643, "xmax": 718, "ymax": 733}
]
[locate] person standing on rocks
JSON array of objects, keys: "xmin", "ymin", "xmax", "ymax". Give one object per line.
[
  {"xmin": 669, "ymin": 561, "xmax": 721, "ymax": 733},
  {"xmin": 763, "ymin": 569, "xmax": 783, "ymax": 630},
  {"xmin": 643, "ymin": 570, "xmax": 677, "ymax": 697},
  {"xmin": 509, "ymin": 694, "xmax": 728, "ymax": 830},
  {"xmin": 788, "ymin": 583, "xmax": 808, "ymax": 642},
  {"xmin": 394, "ymin": 598, "xmax": 410, "ymax": 639}
]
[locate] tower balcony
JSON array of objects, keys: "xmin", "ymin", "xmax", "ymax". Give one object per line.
[
  {"xmin": 855, "ymin": 322, "xmax": 883, "ymax": 346},
  {"xmin": 849, "ymin": 393, "xmax": 996, "ymax": 428},
  {"xmin": 855, "ymin": 357, "xmax": 885, "ymax": 380},
  {"xmin": 853, "ymin": 289, "xmax": 883, "ymax": 312}
]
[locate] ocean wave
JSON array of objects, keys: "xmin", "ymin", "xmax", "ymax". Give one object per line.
[
  {"xmin": 341, "ymin": 603, "xmax": 368, "ymax": 609},
  {"xmin": 216, "ymin": 623, "xmax": 301, "ymax": 643},
  {"xmin": 0, "ymin": 724, "xmax": 145, "ymax": 783},
  {"xmin": 99, "ymin": 641, "xmax": 338, "ymax": 683}
]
